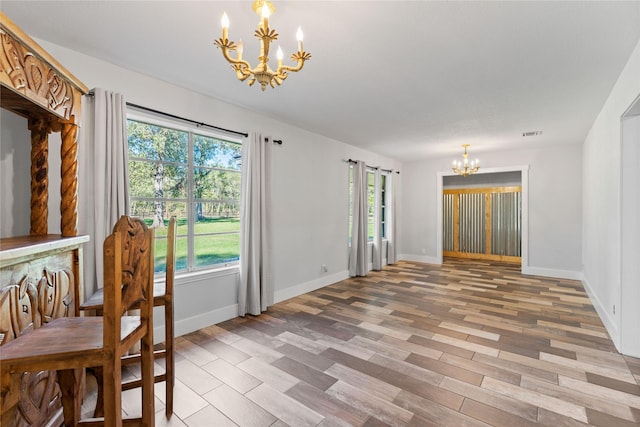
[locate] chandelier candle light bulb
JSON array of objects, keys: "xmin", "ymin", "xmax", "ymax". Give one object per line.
[
  {"xmin": 214, "ymin": 0, "xmax": 311, "ymax": 91},
  {"xmin": 261, "ymin": 3, "xmax": 269, "ymax": 28},
  {"xmin": 452, "ymin": 144, "xmax": 480, "ymax": 176},
  {"xmin": 297, "ymin": 27, "xmax": 303, "ymax": 51},
  {"xmin": 221, "ymin": 13, "xmax": 229, "ymax": 40},
  {"xmin": 277, "ymin": 46, "xmax": 283, "ymax": 68}
]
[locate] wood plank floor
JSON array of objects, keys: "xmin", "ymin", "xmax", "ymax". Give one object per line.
[{"xmin": 125, "ymin": 258, "xmax": 640, "ymax": 426}]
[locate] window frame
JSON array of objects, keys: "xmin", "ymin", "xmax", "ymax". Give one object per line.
[
  {"xmin": 348, "ymin": 164, "xmax": 390, "ymax": 245},
  {"xmin": 127, "ymin": 110, "xmax": 243, "ymax": 275}
]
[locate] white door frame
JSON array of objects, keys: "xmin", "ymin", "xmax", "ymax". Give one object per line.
[{"xmin": 620, "ymin": 94, "xmax": 640, "ymax": 357}]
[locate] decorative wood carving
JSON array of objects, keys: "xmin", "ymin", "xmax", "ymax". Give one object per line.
[
  {"xmin": 0, "ymin": 277, "xmax": 39, "ymax": 345},
  {"xmin": 28, "ymin": 117, "xmax": 50, "ymax": 236},
  {"xmin": 115, "ymin": 216, "xmax": 152, "ymax": 311},
  {"xmin": 14, "ymin": 371, "xmax": 62, "ymax": 427},
  {"xmin": 60, "ymin": 122, "xmax": 79, "ymax": 237},
  {"xmin": 38, "ymin": 268, "xmax": 74, "ymax": 323},
  {"xmin": 0, "ymin": 274, "xmax": 69, "ymax": 426},
  {"xmin": 0, "ymin": 12, "xmax": 89, "ymax": 426},
  {"xmin": 0, "ymin": 26, "xmax": 80, "ymax": 123},
  {"xmin": 1, "ymin": 11, "xmax": 88, "ymax": 237},
  {"xmin": 0, "ymin": 242, "xmax": 83, "ymax": 427}
]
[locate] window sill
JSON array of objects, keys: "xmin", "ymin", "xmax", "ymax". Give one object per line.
[{"xmin": 155, "ymin": 264, "xmax": 239, "ymax": 286}]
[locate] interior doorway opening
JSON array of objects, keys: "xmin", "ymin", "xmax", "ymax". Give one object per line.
[
  {"xmin": 443, "ymin": 171, "xmax": 522, "ymax": 264},
  {"xmin": 620, "ymin": 93, "xmax": 640, "ymax": 356},
  {"xmin": 437, "ymin": 166, "xmax": 530, "ymax": 271}
]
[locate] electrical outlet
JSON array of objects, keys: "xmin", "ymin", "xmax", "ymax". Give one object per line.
[
  {"xmin": 613, "ymin": 305, "xmax": 616, "ymax": 315},
  {"xmin": 321, "ymin": 264, "xmax": 328, "ymax": 272}
]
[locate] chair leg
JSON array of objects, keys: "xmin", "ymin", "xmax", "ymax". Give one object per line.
[
  {"xmin": 103, "ymin": 359, "xmax": 123, "ymax": 426},
  {"xmin": 165, "ymin": 301, "xmax": 174, "ymax": 418},
  {"xmin": 56, "ymin": 368, "xmax": 83, "ymax": 426},
  {"xmin": 141, "ymin": 328, "xmax": 155, "ymax": 426}
]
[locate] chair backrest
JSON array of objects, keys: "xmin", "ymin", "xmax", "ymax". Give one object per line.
[
  {"xmin": 112, "ymin": 216, "xmax": 154, "ymax": 315},
  {"xmin": 102, "ymin": 216, "xmax": 154, "ymax": 351}
]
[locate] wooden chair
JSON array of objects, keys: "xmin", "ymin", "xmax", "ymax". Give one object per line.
[
  {"xmin": 80, "ymin": 216, "xmax": 176, "ymax": 418},
  {"xmin": 0, "ymin": 215, "xmax": 155, "ymax": 426}
]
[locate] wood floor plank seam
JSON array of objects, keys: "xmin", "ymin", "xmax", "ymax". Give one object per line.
[{"xmin": 147, "ymin": 258, "xmax": 640, "ymax": 426}]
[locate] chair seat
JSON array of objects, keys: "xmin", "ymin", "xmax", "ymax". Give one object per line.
[
  {"xmin": 0, "ymin": 316, "xmax": 141, "ymax": 371},
  {"xmin": 81, "ymin": 281, "xmax": 167, "ymax": 311}
]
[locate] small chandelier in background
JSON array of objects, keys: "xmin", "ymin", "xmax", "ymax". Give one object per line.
[
  {"xmin": 452, "ymin": 144, "xmax": 480, "ymax": 177},
  {"xmin": 214, "ymin": 0, "xmax": 311, "ymax": 91}
]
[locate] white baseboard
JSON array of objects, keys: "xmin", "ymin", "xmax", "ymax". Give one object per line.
[
  {"xmin": 274, "ymin": 270, "xmax": 349, "ymax": 303},
  {"xmin": 521, "ymin": 266, "xmax": 583, "ymax": 281},
  {"xmin": 165, "ymin": 271, "xmax": 350, "ymax": 340},
  {"xmin": 582, "ymin": 276, "xmax": 621, "ymax": 352},
  {"xmin": 166, "ymin": 303, "xmax": 239, "ymax": 339},
  {"xmin": 398, "ymin": 254, "xmax": 441, "ymax": 265}
]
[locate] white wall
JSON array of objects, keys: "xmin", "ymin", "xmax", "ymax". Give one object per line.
[
  {"xmin": 0, "ymin": 39, "xmax": 400, "ymax": 338},
  {"xmin": 1, "ymin": 110, "xmax": 30, "ymax": 237},
  {"xmin": 583, "ymin": 39, "xmax": 640, "ymax": 357},
  {"xmin": 400, "ymin": 144, "xmax": 583, "ymax": 279}
]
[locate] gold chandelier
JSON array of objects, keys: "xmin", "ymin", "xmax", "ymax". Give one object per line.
[
  {"xmin": 214, "ymin": 0, "xmax": 311, "ymax": 91},
  {"xmin": 452, "ymin": 144, "xmax": 480, "ymax": 176}
]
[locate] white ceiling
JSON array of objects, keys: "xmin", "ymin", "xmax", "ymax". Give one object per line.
[{"xmin": 2, "ymin": 1, "xmax": 639, "ymax": 161}]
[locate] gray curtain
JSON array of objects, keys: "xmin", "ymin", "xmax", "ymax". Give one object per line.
[
  {"xmin": 239, "ymin": 132, "xmax": 272, "ymax": 316},
  {"xmin": 349, "ymin": 161, "xmax": 368, "ymax": 277},
  {"xmin": 387, "ymin": 171, "xmax": 398, "ymax": 264},
  {"xmin": 78, "ymin": 88, "xmax": 130, "ymax": 295},
  {"xmin": 372, "ymin": 168, "xmax": 383, "ymax": 271}
]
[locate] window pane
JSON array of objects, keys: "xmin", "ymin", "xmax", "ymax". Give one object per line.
[
  {"xmin": 348, "ymin": 165, "xmax": 353, "ymax": 243},
  {"xmin": 154, "ymin": 235, "xmax": 187, "ymax": 274},
  {"xmin": 194, "ymin": 168, "xmax": 241, "ymax": 201},
  {"xmin": 130, "ymin": 201, "xmax": 187, "ymax": 225},
  {"xmin": 194, "ymin": 211, "xmax": 240, "ymax": 232},
  {"xmin": 150, "ymin": 215, "xmax": 187, "ymax": 273},
  {"xmin": 367, "ymin": 172, "xmax": 375, "ymax": 241},
  {"xmin": 128, "ymin": 120, "xmax": 188, "ymax": 163},
  {"xmin": 129, "ymin": 160, "xmax": 156, "ymax": 197},
  {"xmin": 381, "ymin": 175, "xmax": 387, "ymax": 238},
  {"xmin": 194, "ymin": 233, "xmax": 240, "ymax": 268},
  {"xmin": 130, "ymin": 161, "xmax": 188, "ymax": 199},
  {"xmin": 194, "ymin": 134, "xmax": 242, "ymax": 170}
]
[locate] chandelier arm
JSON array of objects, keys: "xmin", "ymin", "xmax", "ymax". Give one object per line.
[
  {"xmin": 277, "ymin": 52, "xmax": 310, "ymax": 75},
  {"xmin": 235, "ymin": 68, "xmax": 252, "ymax": 81},
  {"xmin": 218, "ymin": 44, "xmax": 252, "ymax": 70},
  {"xmin": 278, "ymin": 62, "xmax": 304, "ymax": 74}
]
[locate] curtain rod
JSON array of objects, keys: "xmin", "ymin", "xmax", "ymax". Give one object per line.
[
  {"xmin": 126, "ymin": 102, "xmax": 248, "ymax": 138},
  {"xmin": 265, "ymin": 137, "xmax": 283, "ymax": 145},
  {"xmin": 345, "ymin": 158, "xmax": 400, "ymax": 174},
  {"xmin": 86, "ymin": 91, "xmax": 248, "ymax": 138}
]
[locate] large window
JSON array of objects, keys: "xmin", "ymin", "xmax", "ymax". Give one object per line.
[
  {"xmin": 127, "ymin": 118, "xmax": 242, "ymax": 273},
  {"xmin": 348, "ymin": 165, "xmax": 388, "ymax": 243},
  {"xmin": 367, "ymin": 171, "xmax": 376, "ymax": 240}
]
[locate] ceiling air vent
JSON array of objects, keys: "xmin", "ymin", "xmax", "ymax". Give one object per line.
[{"xmin": 522, "ymin": 131, "xmax": 543, "ymax": 137}]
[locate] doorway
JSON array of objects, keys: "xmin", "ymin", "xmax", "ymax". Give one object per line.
[
  {"xmin": 437, "ymin": 166, "xmax": 530, "ymax": 270},
  {"xmin": 620, "ymin": 94, "xmax": 640, "ymax": 356},
  {"xmin": 443, "ymin": 181, "xmax": 522, "ymax": 263}
]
